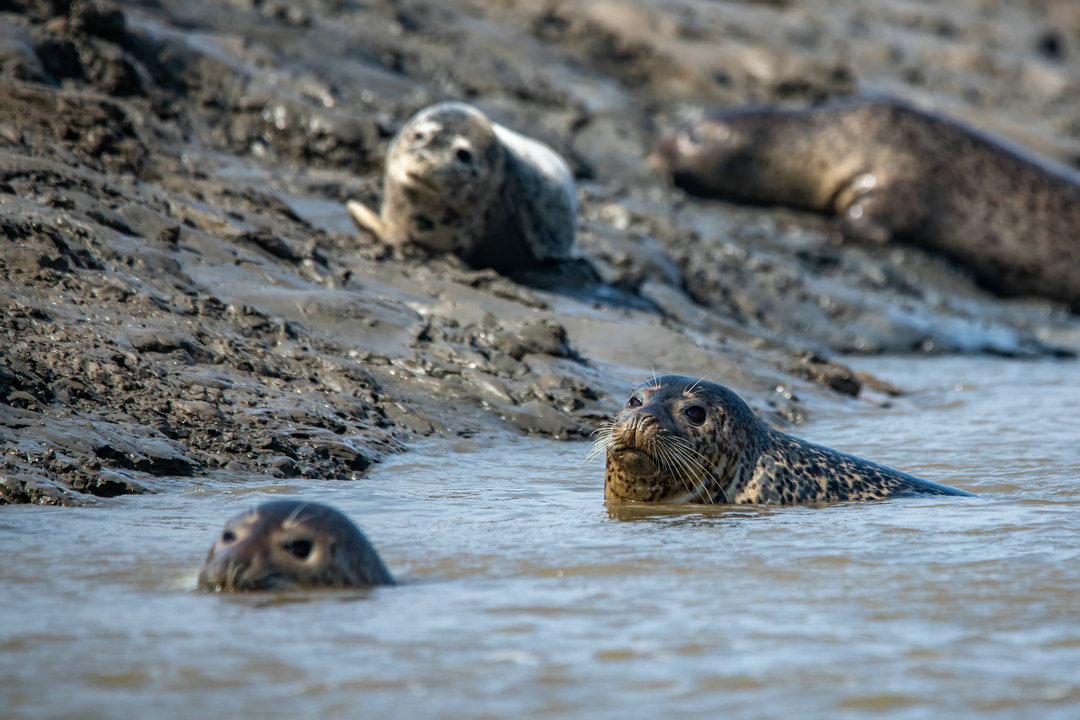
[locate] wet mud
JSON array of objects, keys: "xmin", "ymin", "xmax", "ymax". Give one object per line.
[{"xmin": 1, "ymin": 0, "xmax": 1078, "ymax": 505}]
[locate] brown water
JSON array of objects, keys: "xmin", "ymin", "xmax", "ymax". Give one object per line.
[{"xmin": 2, "ymin": 357, "xmax": 1078, "ymax": 719}]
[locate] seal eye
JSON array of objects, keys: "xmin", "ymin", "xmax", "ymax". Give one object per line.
[
  {"xmin": 283, "ymin": 540, "xmax": 313, "ymax": 560},
  {"xmin": 455, "ymin": 148, "xmax": 473, "ymax": 164},
  {"xmin": 627, "ymin": 396, "xmax": 642, "ymax": 408},
  {"xmin": 684, "ymin": 406, "xmax": 707, "ymax": 425},
  {"xmin": 412, "ymin": 132, "xmax": 424, "ymax": 141},
  {"xmin": 222, "ymin": 531, "xmax": 236, "ymax": 543}
]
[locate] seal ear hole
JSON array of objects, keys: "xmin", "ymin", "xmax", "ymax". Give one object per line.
[
  {"xmin": 628, "ymin": 396, "xmax": 642, "ymax": 408},
  {"xmin": 455, "ymin": 148, "xmax": 473, "ymax": 164},
  {"xmin": 283, "ymin": 539, "xmax": 313, "ymax": 560},
  {"xmin": 684, "ymin": 406, "xmax": 707, "ymax": 425},
  {"xmin": 222, "ymin": 531, "xmax": 236, "ymax": 543}
]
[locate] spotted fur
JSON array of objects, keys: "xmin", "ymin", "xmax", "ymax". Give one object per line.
[
  {"xmin": 653, "ymin": 98, "xmax": 1080, "ymax": 310},
  {"xmin": 347, "ymin": 101, "xmax": 576, "ymax": 274},
  {"xmin": 601, "ymin": 375, "xmax": 972, "ymax": 505}
]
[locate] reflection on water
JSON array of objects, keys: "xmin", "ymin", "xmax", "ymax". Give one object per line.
[{"xmin": 2, "ymin": 358, "xmax": 1079, "ymax": 718}]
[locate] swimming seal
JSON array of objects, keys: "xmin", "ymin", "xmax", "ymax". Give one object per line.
[
  {"xmin": 197, "ymin": 500, "xmax": 395, "ymax": 591},
  {"xmin": 347, "ymin": 101, "xmax": 577, "ymax": 274},
  {"xmin": 652, "ymin": 98, "xmax": 1080, "ymax": 309},
  {"xmin": 595, "ymin": 375, "xmax": 972, "ymax": 505}
]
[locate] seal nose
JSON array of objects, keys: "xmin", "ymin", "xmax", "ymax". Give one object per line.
[
  {"xmin": 615, "ymin": 411, "xmax": 659, "ymax": 447},
  {"xmin": 199, "ymin": 556, "xmax": 243, "ymax": 591}
]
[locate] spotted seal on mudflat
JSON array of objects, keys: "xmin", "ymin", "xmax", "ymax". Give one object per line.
[
  {"xmin": 198, "ymin": 500, "xmax": 395, "ymax": 591},
  {"xmin": 594, "ymin": 374, "xmax": 972, "ymax": 505},
  {"xmin": 652, "ymin": 98, "xmax": 1080, "ymax": 310},
  {"xmin": 347, "ymin": 101, "xmax": 577, "ymax": 274}
]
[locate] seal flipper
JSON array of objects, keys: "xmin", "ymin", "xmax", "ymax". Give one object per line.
[
  {"xmin": 833, "ymin": 173, "xmax": 894, "ymax": 244},
  {"xmin": 347, "ymin": 199, "xmax": 390, "ymax": 242},
  {"xmin": 837, "ymin": 191, "xmax": 894, "ymax": 244}
]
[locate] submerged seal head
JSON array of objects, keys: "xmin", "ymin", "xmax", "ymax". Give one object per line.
[
  {"xmin": 598, "ymin": 374, "xmax": 972, "ymax": 505},
  {"xmin": 600, "ymin": 375, "xmax": 763, "ymax": 504},
  {"xmin": 197, "ymin": 500, "xmax": 395, "ymax": 591}
]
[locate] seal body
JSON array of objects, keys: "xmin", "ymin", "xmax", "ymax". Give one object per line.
[
  {"xmin": 653, "ymin": 98, "xmax": 1080, "ymax": 309},
  {"xmin": 599, "ymin": 375, "xmax": 972, "ymax": 505},
  {"xmin": 197, "ymin": 500, "xmax": 395, "ymax": 591},
  {"xmin": 347, "ymin": 101, "xmax": 577, "ymax": 274}
]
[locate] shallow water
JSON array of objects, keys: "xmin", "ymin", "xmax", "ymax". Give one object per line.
[{"xmin": 2, "ymin": 357, "xmax": 1078, "ymax": 719}]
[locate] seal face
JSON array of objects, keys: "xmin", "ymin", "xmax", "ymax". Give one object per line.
[
  {"xmin": 347, "ymin": 101, "xmax": 577, "ymax": 274},
  {"xmin": 197, "ymin": 500, "xmax": 395, "ymax": 591},
  {"xmin": 652, "ymin": 98, "xmax": 1080, "ymax": 309},
  {"xmin": 597, "ymin": 375, "xmax": 973, "ymax": 505}
]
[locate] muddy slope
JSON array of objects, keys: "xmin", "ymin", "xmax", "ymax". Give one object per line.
[{"xmin": 1, "ymin": 0, "xmax": 1077, "ymax": 505}]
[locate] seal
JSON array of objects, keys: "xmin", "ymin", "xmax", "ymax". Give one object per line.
[
  {"xmin": 594, "ymin": 374, "xmax": 972, "ymax": 505},
  {"xmin": 197, "ymin": 500, "xmax": 395, "ymax": 591},
  {"xmin": 347, "ymin": 101, "xmax": 577, "ymax": 274},
  {"xmin": 652, "ymin": 98, "xmax": 1080, "ymax": 310}
]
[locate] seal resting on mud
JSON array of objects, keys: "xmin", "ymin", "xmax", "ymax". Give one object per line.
[
  {"xmin": 198, "ymin": 500, "xmax": 395, "ymax": 591},
  {"xmin": 594, "ymin": 374, "xmax": 972, "ymax": 505},
  {"xmin": 652, "ymin": 98, "xmax": 1080, "ymax": 310},
  {"xmin": 347, "ymin": 101, "xmax": 577, "ymax": 274}
]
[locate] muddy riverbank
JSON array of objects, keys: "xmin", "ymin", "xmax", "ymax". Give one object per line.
[{"xmin": 2, "ymin": 0, "xmax": 1079, "ymax": 505}]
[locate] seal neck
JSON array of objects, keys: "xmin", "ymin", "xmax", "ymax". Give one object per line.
[{"xmin": 717, "ymin": 423, "xmax": 772, "ymax": 502}]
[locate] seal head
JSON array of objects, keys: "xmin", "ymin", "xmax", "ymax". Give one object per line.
[
  {"xmin": 599, "ymin": 374, "xmax": 973, "ymax": 505},
  {"xmin": 348, "ymin": 101, "xmax": 577, "ymax": 273},
  {"xmin": 601, "ymin": 375, "xmax": 763, "ymax": 503},
  {"xmin": 197, "ymin": 500, "xmax": 395, "ymax": 591},
  {"xmin": 384, "ymin": 102, "xmax": 504, "ymax": 250}
]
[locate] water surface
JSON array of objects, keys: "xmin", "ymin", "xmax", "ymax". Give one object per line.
[{"xmin": 2, "ymin": 357, "xmax": 1078, "ymax": 719}]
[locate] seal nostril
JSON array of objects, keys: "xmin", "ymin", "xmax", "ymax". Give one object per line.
[
  {"xmin": 283, "ymin": 539, "xmax": 313, "ymax": 560},
  {"xmin": 222, "ymin": 531, "xmax": 236, "ymax": 543},
  {"xmin": 455, "ymin": 148, "xmax": 473, "ymax": 163}
]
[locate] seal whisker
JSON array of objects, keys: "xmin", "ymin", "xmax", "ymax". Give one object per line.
[
  {"xmin": 227, "ymin": 560, "xmax": 241, "ymax": 592},
  {"xmin": 656, "ymin": 429, "xmax": 721, "ymax": 504},
  {"xmin": 652, "ymin": 439, "xmax": 694, "ymax": 501},
  {"xmin": 664, "ymin": 439, "xmax": 714, "ymax": 504},
  {"xmin": 652, "ymin": 437, "xmax": 691, "ymax": 500},
  {"xmin": 581, "ymin": 425, "xmax": 615, "ymax": 467},
  {"xmin": 657, "ymin": 434, "xmax": 712, "ymax": 504},
  {"xmin": 667, "ymin": 435, "xmax": 715, "ymax": 464},
  {"xmin": 667, "ymin": 437, "xmax": 723, "ymax": 497},
  {"xmin": 245, "ymin": 570, "xmax": 300, "ymax": 592},
  {"xmin": 685, "ymin": 374, "xmax": 711, "ymax": 395},
  {"xmin": 283, "ymin": 502, "xmax": 311, "ymax": 530},
  {"xmin": 580, "ymin": 437, "xmax": 612, "ymax": 468}
]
